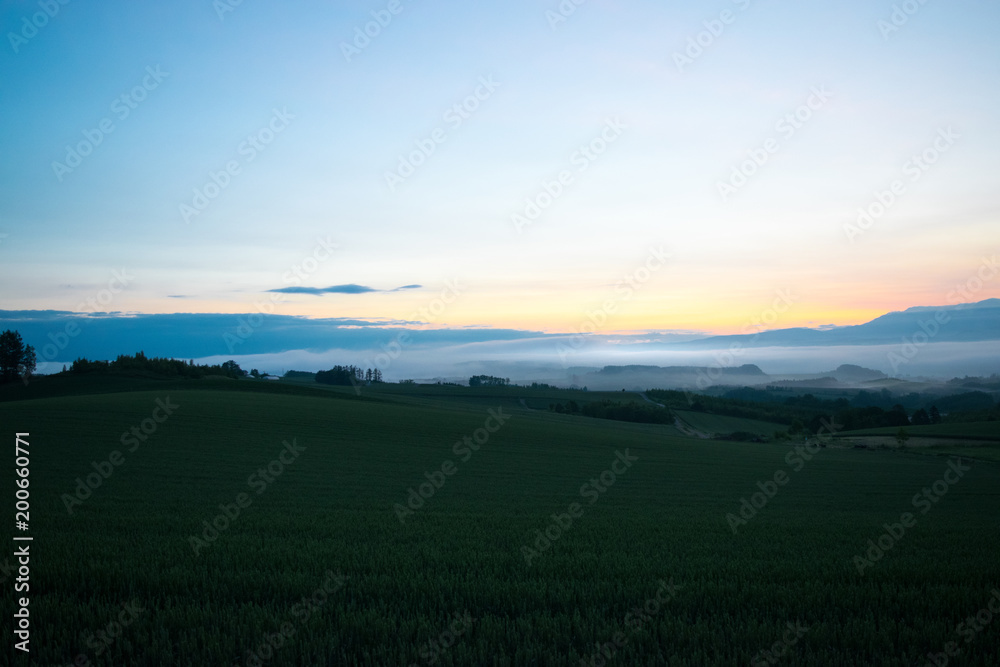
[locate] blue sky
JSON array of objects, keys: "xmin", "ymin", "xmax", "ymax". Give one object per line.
[{"xmin": 2, "ymin": 0, "xmax": 998, "ymax": 343}]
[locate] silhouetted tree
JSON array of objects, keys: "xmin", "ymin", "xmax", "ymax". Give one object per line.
[
  {"xmin": 911, "ymin": 408, "xmax": 931, "ymax": 426},
  {"xmin": 221, "ymin": 360, "xmax": 247, "ymax": 378},
  {"xmin": 0, "ymin": 330, "xmax": 36, "ymax": 383},
  {"xmin": 885, "ymin": 404, "xmax": 910, "ymax": 427},
  {"xmin": 929, "ymin": 406, "xmax": 942, "ymax": 424}
]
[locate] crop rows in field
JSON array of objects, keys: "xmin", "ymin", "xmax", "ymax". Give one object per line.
[{"xmin": 1, "ymin": 384, "xmax": 999, "ymax": 665}]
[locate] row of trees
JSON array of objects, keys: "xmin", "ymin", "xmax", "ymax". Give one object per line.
[
  {"xmin": 70, "ymin": 352, "xmax": 247, "ymax": 379},
  {"xmin": 315, "ymin": 365, "xmax": 384, "ymax": 386},
  {"xmin": 647, "ymin": 387, "xmax": 976, "ymax": 436},
  {"xmin": 733, "ymin": 386, "xmax": 993, "ymax": 416},
  {"xmin": 2, "ymin": 329, "xmax": 257, "ymax": 383},
  {"xmin": 469, "ymin": 375, "xmax": 510, "ymax": 387}
]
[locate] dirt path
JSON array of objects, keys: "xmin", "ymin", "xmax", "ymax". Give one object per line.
[
  {"xmin": 631, "ymin": 391, "xmax": 712, "ymax": 439},
  {"xmin": 672, "ymin": 416, "xmax": 713, "ymax": 439}
]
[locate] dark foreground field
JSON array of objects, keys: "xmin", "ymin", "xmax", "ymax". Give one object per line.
[{"xmin": 2, "ymin": 377, "xmax": 1000, "ymax": 665}]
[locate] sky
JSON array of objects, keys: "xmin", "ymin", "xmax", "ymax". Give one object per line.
[{"xmin": 1, "ymin": 0, "xmax": 999, "ymax": 346}]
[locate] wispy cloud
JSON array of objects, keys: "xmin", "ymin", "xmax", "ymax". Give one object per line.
[{"xmin": 268, "ymin": 284, "xmax": 422, "ymax": 296}]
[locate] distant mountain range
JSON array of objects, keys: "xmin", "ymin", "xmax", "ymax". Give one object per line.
[
  {"xmin": 1, "ymin": 299, "xmax": 996, "ymax": 381},
  {"xmin": 678, "ymin": 299, "xmax": 1000, "ymax": 349}
]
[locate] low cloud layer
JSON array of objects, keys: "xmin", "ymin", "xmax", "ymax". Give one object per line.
[{"xmin": 4, "ymin": 299, "xmax": 998, "ymax": 382}]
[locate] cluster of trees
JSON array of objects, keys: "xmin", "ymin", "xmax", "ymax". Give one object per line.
[
  {"xmin": 731, "ymin": 386, "xmax": 996, "ymax": 417},
  {"xmin": 909, "ymin": 407, "xmax": 941, "ymax": 425},
  {"xmin": 649, "ymin": 389, "xmax": 817, "ymax": 425},
  {"xmin": 469, "ymin": 375, "xmax": 510, "ymax": 387},
  {"xmin": 714, "ymin": 431, "xmax": 765, "ymax": 443},
  {"xmin": 647, "ymin": 387, "xmax": 983, "ymax": 436},
  {"xmin": 70, "ymin": 352, "xmax": 247, "ymax": 379},
  {"xmin": 548, "ymin": 400, "xmax": 580, "ymax": 414},
  {"xmin": 0, "ymin": 330, "xmax": 36, "ymax": 383},
  {"xmin": 315, "ymin": 365, "xmax": 383, "ymax": 386},
  {"xmin": 548, "ymin": 399, "xmax": 673, "ymax": 426}
]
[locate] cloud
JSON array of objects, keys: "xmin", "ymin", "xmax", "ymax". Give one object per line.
[{"xmin": 268, "ymin": 284, "xmax": 422, "ymax": 295}]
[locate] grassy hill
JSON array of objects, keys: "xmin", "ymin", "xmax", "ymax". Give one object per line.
[{"xmin": 2, "ymin": 377, "xmax": 999, "ymax": 665}]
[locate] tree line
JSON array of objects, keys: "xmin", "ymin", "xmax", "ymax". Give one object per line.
[
  {"xmin": 549, "ymin": 399, "xmax": 674, "ymax": 425},
  {"xmin": 469, "ymin": 375, "xmax": 510, "ymax": 387},
  {"xmin": 69, "ymin": 352, "xmax": 248, "ymax": 379},
  {"xmin": 315, "ymin": 365, "xmax": 383, "ymax": 386},
  {"xmin": 647, "ymin": 387, "xmax": 998, "ymax": 435}
]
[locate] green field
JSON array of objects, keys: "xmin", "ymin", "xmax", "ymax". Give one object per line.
[{"xmin": 3, "ymin": 377, "xmax": 1000, "ymax": 665}]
